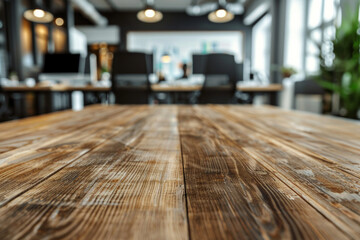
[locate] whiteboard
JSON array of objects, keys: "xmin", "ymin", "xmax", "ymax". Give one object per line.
[{"xmin": 127, "ymin": 31, "xmax": 244, "ymax": 63}]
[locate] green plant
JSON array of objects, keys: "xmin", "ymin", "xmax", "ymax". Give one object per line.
[
  {"xmin": 270, "ymin": 65, "xmax": 297, "ymax": 78},
  {"xmin": 281, "ymin": 67, "xmax": 297, "ymax": 78},
  {"xmin": 317, "ymin": 6, "xmax": 360, "ymax": 119}
]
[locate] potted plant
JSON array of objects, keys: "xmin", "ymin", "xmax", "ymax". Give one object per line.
[
  {"xmin": 281, "ymin": 67, "xmax": 297, "ymax": 79},
  {"xmin": 317, "ymin": 6, "xmax": 360, "ymax": 119}
]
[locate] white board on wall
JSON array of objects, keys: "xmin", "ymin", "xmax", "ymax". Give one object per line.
[
  {"xmin": 127, "ymin": 31, "xmax": 244, "ymax": 63},
  {"xmin": 76, "ymin": 26, "xmax": 120, "ymax": 44}
]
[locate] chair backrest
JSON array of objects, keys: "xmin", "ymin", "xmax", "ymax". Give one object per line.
[
  {"xmin": 294, "ymin": 79, "xmax": 324, "ymax": 95},
  {"xmin": 235, "ymin": 63, "xmax": 244, "ymax": 81},
  {"xmin": 294, "ymin": 79, "xmax": 325, "ymax": 113},
  {"xmin": 111, "ymin": 51, "xmax": 151, "ymax": 104},
  {"xmin": 198, "ymin": 53, "xmax": 237, "ymax": 104},
  {"xmin": 192, "ymin": 54, "xmax": 207, "ymax": 74}
]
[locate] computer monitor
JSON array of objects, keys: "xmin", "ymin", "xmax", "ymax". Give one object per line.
[
  {"xmin": 39, "ymin": 53, "xmax": 87, "ymax": 85},
  {"xmin": 43, "ymin": 53, "xmax": 83, "ymax": 73},
  {"xmin": 192, "ymin": 54, "xmax": 207, "ymax": 74}
]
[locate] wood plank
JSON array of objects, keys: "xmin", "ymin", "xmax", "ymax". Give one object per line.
[
  {"xmin": 0, "ymin": 106, "xmax": 188, "ymax": 240},
  {"xmin": 0, "ymin": 105, "xmax": 128, "ymax": 157},
  {"xmin": 0, "ymin": 106, "xmax": 148, "ymax": 206},
  {"xmin": 178, "ymin": 106, "xmax": 351, "ymax": 240},
  {"xmin": 0, "ymin": 105, "xmax": 114, "ymax": 142},
  {"xmin": 197, "ymin": 105, "xmax": 360, "ymax": 237},
  {"xmin": 215, "ymin": 105, "xmax": 360, "ymax": 177}
]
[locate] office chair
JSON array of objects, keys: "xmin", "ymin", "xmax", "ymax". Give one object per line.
[
  {"xmin": 197, "ymin": 53, "xmax": 237, "ymax": 104},
  {"xmin": 294, "ymin": 78, "xmax": 327, "ymax": 113},
  {"xmin": 0, "ymin": 86, "xmax": 10, "ymax": 121},
  {"xmin": 111, "ymin": 52, "xmax": 152, "ymax": 104},
  {"xmin": 192, "ymin": 54, "xmax": 207, "ymax": 74}
]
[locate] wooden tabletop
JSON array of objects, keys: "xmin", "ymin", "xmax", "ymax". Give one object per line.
[
  {"xmin": 2, "ymin": 84, "xmax": 283, "ymax": 93},
  {"xmin": 0, "ymin": 105, "xmax": 359, "ymax": 240}
]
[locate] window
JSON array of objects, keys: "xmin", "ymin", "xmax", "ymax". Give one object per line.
[
  {"xmin": 252, "ymin": 14, "xmax": 271, "ymax": 80},
  {"xmin": 284, "ymin": 0, "xmax": 306, "ymax": 73},
  {"xmin": 305, "ymin": 0, "xmax": 340, "ymax": 73}
]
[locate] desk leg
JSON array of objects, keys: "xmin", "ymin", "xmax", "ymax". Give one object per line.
[
  {"xmin": 34, "ymin": 92, "xmax": 41, "ymax": 115},
  {"xmin": 83, "ymin": 91, "xmax": 89, "ymax": 106},
  {"xmin": 44, "ymin": 92, "xmax": 54, "ymax": 113},
  {"xmin": 0, "ymin": 92, "xmax": 10, "ymax": 121},
  {"xmin": 68, "ymin": 91, "xmax": 73, "ymax": 110},
  {"xmin": 269, "ymin": 92, "xmax": 278, "ymax": 106}
]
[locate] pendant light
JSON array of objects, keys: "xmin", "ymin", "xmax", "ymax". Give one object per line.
[
  {"xmin": 208, "ymin": 0, "xmax": 234, "ymax": 23},
  {"xmin": 24, "ymin": 0, "xmax": 54, "ymax": 23},
  {"xmin": 137, "ymin": 0, "xmax": 163, "ymax": 23}
]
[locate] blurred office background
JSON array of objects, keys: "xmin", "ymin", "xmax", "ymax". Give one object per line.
[{"xmin": 0, "ymin": 0, "xmax": 359, "ymax": 121}]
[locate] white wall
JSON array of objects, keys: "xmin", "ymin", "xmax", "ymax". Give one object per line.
[
  {"xmin": 76, "ymin": 26, "xmax": 120, "ymax": 44},
  {"xmin": 127, "ymin": 31, "xmax": 244, "ymax": 63}
]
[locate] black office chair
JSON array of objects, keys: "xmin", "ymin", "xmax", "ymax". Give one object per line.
[
  {"xmin": 111, "ymin": 52, "xmax": 152, "ymax": 104},
  {"xmin": 0, "ymin": 86, "xmax": 10, "ymax": 121},
  {"xmin": 197, "ymin": 53, "xmax": 237, "ymax": 104},
  {"xmin": 294, "ymin": 78, "xmax": 327, "ymax": 113}
]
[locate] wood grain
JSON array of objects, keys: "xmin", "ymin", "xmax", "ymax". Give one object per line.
[
  {"xmin": 178, "ymin": 106, "xmax": 354, "ymax": 240},
  {"xmin": 0, "ymin": 105, "xmax": 359, "ymax": 240},
  {"xmin": 0, "ymin": 106, "xmax": 188, "ymax": 240}
]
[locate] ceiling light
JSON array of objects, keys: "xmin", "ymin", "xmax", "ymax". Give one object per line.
[
  {"xmin": 208, "ymin": 7, "xmax": 234, "ymax": 23},
  {"xmin": 144, "ymin": 9, "xmax": 156, "ymax": 18},
  {"xmin": 33, "ymin": 9, "xmax": 45, "ymax": 18},
  {"xmin": 24, "ymin": 8, "xmax": 54, "ymax": 23},
  {"xmin": 215, "ymin": 9, "xmax": 227, "ymax": 18},
  {"xmin": 208, "ymin": 0, "xmax": 234, "ymax": 23},
  {"xmin": 137, "ymin": 1, "xmax": 163, "ymax": 23}
]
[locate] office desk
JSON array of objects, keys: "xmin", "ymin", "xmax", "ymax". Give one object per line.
[
  {"xmin": 2, "ymin": 84, "xmax": 283, "ymax": 92},
  {"xmin": 0, "ymin": 105, "xmax": 358, "ymax": 240},
  {"xmin": 151, "ymin": 84, "xmax": 282, "ymax": 104},
  {"xmin": 2, "ymin": 85, "xmax": 110, "ymax": 92},
  {"xmin": 2, "ymin": 84, "xmax": 283, "ymax": 110},
  {"xmin": 151, "ymin": 83, "xmax": 283, "ymax": 92},
  {"xmin": 2, "ymin": 85, "xmax": 110, "ymax": 114}
]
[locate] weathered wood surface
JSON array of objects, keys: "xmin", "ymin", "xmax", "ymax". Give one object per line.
[{"xmin": 0, "ymin": 105, "xmax": 359, "ymax": 240}]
